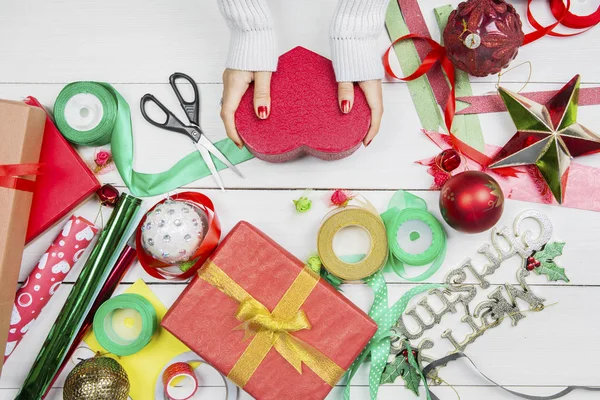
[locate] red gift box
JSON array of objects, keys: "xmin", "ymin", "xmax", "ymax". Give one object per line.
[
  {"xmin": 162, "ymin": 221, "xmax": 377, "ymax": 400},
  {"xmin": 23, "ymin": 97, "xmax": 100, "ymax": 243}
]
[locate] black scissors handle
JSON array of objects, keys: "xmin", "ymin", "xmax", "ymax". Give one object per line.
[
  {"xmin": 140, "ymin": 94, "xmax": 200, "ymax": 142},
  {"xmin": 169, "ymin": 72, "xmax": 200, "ymax": 126}
]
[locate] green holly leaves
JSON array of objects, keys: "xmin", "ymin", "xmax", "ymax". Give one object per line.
[
  {"xmin": 380, "ymin": 354, "xmax": 422, "ymax": 396},
  {"xmin": 532, "ymin": 242, "xmax": 569, "ymax": 283}
]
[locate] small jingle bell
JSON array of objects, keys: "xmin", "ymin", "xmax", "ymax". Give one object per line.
[
  {"xmin": 97, "ymin": 184, "xmax": 120, "ymax": 207},
  {"xmin": 435, "ymin": 149, "xmax": 462, "ymax": 173}
]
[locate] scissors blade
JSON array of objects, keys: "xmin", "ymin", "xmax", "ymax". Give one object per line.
[
  {"xmin": 197, "ymin": 136, "xmax": 244, "ymax": 178},
  {"xmin": 195, "ymin": 141, "xmax": 225, "ymax": 191}
]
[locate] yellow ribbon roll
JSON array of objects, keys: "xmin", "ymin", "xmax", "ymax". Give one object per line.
[{"xmin": 317, "ymin": 207, "xmax": 388, "ymax": 281}]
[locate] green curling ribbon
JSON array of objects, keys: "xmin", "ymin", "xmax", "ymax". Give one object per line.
[
  {"xmin": 344, "ymin": 270, "xmax": 440, "ymax": 400},
  {"xmin": 54, "ymin": 82, "xmax": 254, "ymax": 197},
  {"xmin": 93, "ymin": 293, "xmax": 158, "ymax": 356},
  {"xmin": 54, "ymin": 82, "xmax": 117, "ymax": 146},
  {"xmin": 381, "ymin": 190, "xmax": 446, "ymax": 281}
]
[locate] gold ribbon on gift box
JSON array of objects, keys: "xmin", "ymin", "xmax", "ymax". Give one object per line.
[{"xmin": 198, "ymin": 261, "xmax": 345, "ymax": 388}]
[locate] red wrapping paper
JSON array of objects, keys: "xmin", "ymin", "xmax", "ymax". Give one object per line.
[
  {"xmin": 162, "ymin": 222, "xmax": 377, "ymax": 400},
  {"xmin": 4, "ymin": 215, "xmax": 98, "ymax": 360}
]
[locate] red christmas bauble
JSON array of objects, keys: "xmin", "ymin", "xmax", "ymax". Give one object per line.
[
  {"xmin": 435, "ymin": 149, "xmax": 462, "ymax": 173},
  {"xmin": 439, "ymin": 171, "xmax": 504, "ymax": 233},
  {"xmin": 443, "ymin": 0, "xmax": 524, "ymax": 77}
]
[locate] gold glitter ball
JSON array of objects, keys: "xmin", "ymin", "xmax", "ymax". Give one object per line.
[{"xmin": 64, "ymin": 357, "xmax": 130, "ymax": 400}]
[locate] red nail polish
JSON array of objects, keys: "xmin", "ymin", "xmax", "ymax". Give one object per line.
[
  {"xmin": 365, "ymin": 139, "xmax": 372, "ymax": 147},
  {"xmin": 258, "ymin": 105, "xmax": 268, "ymax": 119},
  {"xmin": 341, "ymin": 100, "xmax": 351, "ymax": 114}
]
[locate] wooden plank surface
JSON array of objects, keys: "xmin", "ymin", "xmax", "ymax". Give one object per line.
[{"xmin": 1, "ymin": 0, "xmax": 600, "ymax": 399}]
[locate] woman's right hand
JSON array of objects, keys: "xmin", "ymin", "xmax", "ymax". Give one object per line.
[{"xmin": 220, "ymin": 69, "xmax": 272, "ymax": 149}]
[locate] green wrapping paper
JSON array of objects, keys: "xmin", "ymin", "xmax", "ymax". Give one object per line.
[{"xmin": 16, "ymin": 193, "xmax": 141, "ymax": 400}]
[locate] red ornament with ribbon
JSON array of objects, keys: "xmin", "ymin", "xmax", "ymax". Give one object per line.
[{"xmin": 136, "ymin": 192, "xmax": 220, "ymax": 280}]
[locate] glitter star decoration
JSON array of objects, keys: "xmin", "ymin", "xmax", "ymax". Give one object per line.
[{"xmin": 490, "ymin": 75, "xmax": 600, "ymax": 203}]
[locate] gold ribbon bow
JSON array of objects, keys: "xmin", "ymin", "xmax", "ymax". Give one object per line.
[{"xmin": 199, "ymin": 260, "xmax": 345, "ymax": 388}]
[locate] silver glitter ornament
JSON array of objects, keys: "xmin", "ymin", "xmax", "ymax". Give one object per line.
[{"xmin": 141, "ymin": 200, "xmax": 207, "ymax": 264}]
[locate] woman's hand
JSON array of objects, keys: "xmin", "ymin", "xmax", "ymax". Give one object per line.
[
  {"xmin": 220, "ymin": 68, "xmax": 272, "ymax": 148},
  {"xmin": 337, "ymin": 79, "xmax": 384, "ymax": 147}
]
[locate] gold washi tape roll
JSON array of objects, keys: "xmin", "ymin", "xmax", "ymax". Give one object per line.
[{"xmin": 317, "ymin": 207, "xmax": 388, "ymax": 281}]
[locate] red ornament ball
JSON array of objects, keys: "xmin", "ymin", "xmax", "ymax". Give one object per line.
[
  {"xmin": 439, "ymin": 171, "xmax": 504, "ymax": 233},
  {"xmin": 435, "ymin": 149, "xmax": 462, "ymax": 173},
  {"xmin": 443, "ymin": 0, "xmax": 524, "ymax": 77}
]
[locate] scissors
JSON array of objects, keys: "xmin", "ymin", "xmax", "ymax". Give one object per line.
[{"xmin": 140, "ymin": 72, "xmax": 243, "ymax": 190}]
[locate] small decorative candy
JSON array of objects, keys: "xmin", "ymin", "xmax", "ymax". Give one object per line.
[
  {"xmin": 96, "ymin": 184, "xmax": 120, "ymax": 208},
  {"xmin": 293, "ymin": 196, "xmax": 312, "ymax": 213},
  {"xmin": 141, "ymin": 199, "xmax": 206, "ymax": 264},
  {"xmin": 330, "ymin": 189, "xmax": 355, "ymax": 207}
]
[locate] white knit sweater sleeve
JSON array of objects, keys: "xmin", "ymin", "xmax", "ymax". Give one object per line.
[
  {"xmin": 330, "ymin": 0, "xmax": 389, "ymax": 82},
  {"xmin": 217, "ymin": 0, "xmax": 278, "ymax": 71}
]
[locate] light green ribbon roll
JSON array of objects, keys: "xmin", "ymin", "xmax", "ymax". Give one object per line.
[
  {"xmin": 93, "ymin": 293, "xmax": 157, "ymax": 356},
  {"xmin": 381, "ymin": 190, "xmax": 447, "ymax": 281},
  {"xmin": 54, "ymin": 82, "xmax": 254, "ymax": 197}
]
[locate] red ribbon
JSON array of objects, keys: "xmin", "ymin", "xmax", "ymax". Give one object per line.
[
  {"xmin": 0, "ymin": 163, "xmax": 43, "ymax": 192},
  {"xmin": 524, "ymin": 0, "xmax": 599, "ymax": 44},
  {"xmin": 383, "ymin": 36, "xmax": 521, "ymax": 177},
  {"xmin": 136, "ymin": 192, "xmax": 221, "ymax": 281}
]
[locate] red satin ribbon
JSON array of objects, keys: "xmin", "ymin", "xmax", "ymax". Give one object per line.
[
  {"xmin": 384, "ymin": 35, "xmax": 521, "ymax": 177},
  {"xmin": 524, "ymin": 0, "xmax": 599, "ymax": 44},
  {"xmin": 0, "ymin": 163, "xmax": 42, "ymax": 192},
  {"xmin": 136, "ymin": 192, "xmax": 221, "ymax": 281}
]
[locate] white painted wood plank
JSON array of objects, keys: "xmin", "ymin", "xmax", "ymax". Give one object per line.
[
  {"xmin": 4, "ymin": 385, "xmax": 600, "ymax": 400},
  {"xmin": 1, "ymin": 82, "xmax": 599, "ymax": 191},
  {"xmin": 1, "ymin": 1, "xmax": 599, "ymax": 84},
  {"xmin": 1, "ymin": 283, "xmax": 598, "ymax": 391},
  {"xmin": 19, "ymin": 189, "xmax": 600, "ymax": 286}
]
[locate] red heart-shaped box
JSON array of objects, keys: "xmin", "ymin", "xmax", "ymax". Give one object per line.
[{"xmin": 235, "ymin": 46, "xmax": 371, "ymax": 163}]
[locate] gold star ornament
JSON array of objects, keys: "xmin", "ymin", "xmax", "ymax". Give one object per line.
[{"xmin": 490, "ymin": 75, "xmax": 600, "ymax": 204}]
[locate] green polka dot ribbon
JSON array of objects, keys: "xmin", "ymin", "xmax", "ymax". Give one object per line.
[
  {"xmin": 381, "ymin": 190, "xmax": 447, "ymax": 281},
  {"xmin": 343, "ymin": 269, "xmax": 441, "ymax": 400}
]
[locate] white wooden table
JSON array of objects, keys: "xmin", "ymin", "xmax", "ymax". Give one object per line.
[{"xmin": 2, "ymin": 0, "xmax": 600, "ymax": 399}]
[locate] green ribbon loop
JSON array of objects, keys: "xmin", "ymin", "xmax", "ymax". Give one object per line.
[
  {"xmin": 54, "ymin": 82, "xmax": 254, "ymax": 197},
  {"xmin": 382, "ymin": 190, "xmax": 447, "ymax": 281},
  {"xmin": 343, "ymin": 270, "xmax": 441, "ymax": 400}
]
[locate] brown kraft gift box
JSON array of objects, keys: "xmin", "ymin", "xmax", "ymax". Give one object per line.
[{"xmin": 0, "ymin": 99, "xmax": 46, "ymax": 375}]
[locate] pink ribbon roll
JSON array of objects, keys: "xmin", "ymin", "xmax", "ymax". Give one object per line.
[{"xmin": 4, "ymin": 215, "xmax": 98, "ymax": 361}]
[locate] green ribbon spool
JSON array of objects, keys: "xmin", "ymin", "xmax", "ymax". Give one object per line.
[
  {"xmin": 93, "ymin": 293, "xmax": 158, "ymax": 356},
  {"xmin": 381, "ymin": 190, "xmax": 446, "ymax": 281},
  {"xmin": 54, "ymin": 82, "xmax": 117, "ymax": 146},
  {"xmin": 54, "ymin": 81, "xmax": 254, "ymax": 197}
]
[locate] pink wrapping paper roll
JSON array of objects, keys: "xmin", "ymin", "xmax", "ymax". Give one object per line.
[{"xmin": 4, "ymin": 215, "xmax": 98, "ymax": 361}]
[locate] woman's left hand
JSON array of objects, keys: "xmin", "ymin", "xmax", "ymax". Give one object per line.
[{"xmin": 337, "ymin": 79, "xmax": 384, "ymax": 147}]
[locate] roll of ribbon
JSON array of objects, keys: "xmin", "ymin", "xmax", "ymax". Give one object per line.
[
  {"xmin": 154, "ymin": 351, "xmax": 238, "ymax": 400},
  {"xmin": 93, "ymin": 293, "xmax": 157, "ymax": 356},
  {"xmin": 162, "ymin": 362, "xmax": 198, "ymax": 400},
  {"xmin": 381, "ymin": 190, "xmax": 446, "ymax": 281},
  {"xmin": 136, "ymin": 192, "xmax": 221, "ymax": 280},
  {"xmin": 318, "ymin": 206, "xmax": 388, "ymax": 281},
  {"xmin": 54, "ymin": 82, "xmax": 117, "ymax": 146}
]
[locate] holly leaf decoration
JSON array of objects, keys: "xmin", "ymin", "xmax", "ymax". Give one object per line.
[
  {"xmin": 403, "ymin": 366, "xmax": 421, "ymax": 396},
  {"xmin": 533, "ymin": 242, "xmax": 569, "ymax": 283},
  {"xmin": 380, "ymin": 355, "xmax": 422, "ymax": 396},
  {"xmin": 380, "ymin": 356, "xmax": 408, "ymax": 385},
  {"xmin": 320, "ymin": 269, "xmax": 343, "ymax": 291}
]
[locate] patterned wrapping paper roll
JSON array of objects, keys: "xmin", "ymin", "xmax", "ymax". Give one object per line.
[{"xmin": 4, "ymin": 215, "xmax": 98, "ymax": 361}]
